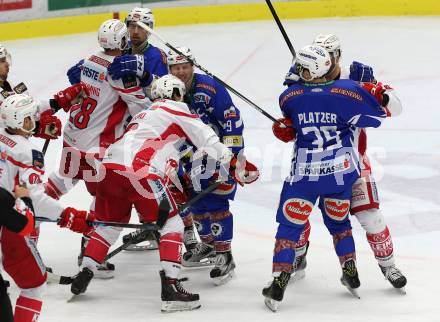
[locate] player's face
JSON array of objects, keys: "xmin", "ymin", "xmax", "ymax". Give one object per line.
[
  {"xmin": 127, "ymin": 21, "xmax": 148, "ymax": 46},
  {"xmin": 23, "ymin": 116, "xmax": 35, "ymax": 133},
  {"xmin": 170, "ymin": 63, "xmax": 194, "ymax": 89},
  {"xmin": 0, "ymin": 58, "xmax": 10, "ymax": 80}
]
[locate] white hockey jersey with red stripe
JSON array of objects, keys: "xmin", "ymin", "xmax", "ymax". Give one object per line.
[
  {"xmin": 0, "ymin": 128, "xmax": 63, "ymax": 220},
  {"xmin": 102, "ymin": 99, "xmax": 232, "ymax": 179},
  {"xmin": 63, "ymin": 51, "xmax": 151, "ymax": 153}
]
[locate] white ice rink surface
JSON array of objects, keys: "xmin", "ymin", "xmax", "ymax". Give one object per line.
[{"xmin": 3, "ymin": 16, "xmax": 440, "ymax": 322}]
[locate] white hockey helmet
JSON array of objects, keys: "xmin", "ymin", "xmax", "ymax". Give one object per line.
[
  {"xmin": 151, "ymin": 75, "xmax": 186, "ymax": 100},
  {"xmin": 0, "ymin": 43, "xmax": 11, "ymax": 65},
  {"xmin": 98, "ymin": 19, "xmax": 129, "ymax": 50},
  {"xmin": 125, "ymin": 7, "xmax": 155, "ymax": 29},
  {"xmin": 313, "ymin": 34, "xmax": 341, "ymax": 59},
  {"xmin": 296, "ymin": 45, "xmax": 332, "ymax": 81},
  {"xmin": 167, "ymin": 47, "xmax": 195, "ymax": 66},
  {"xmin": 0, "ymin": 94, "xmax": 39, "ymax": 132}
]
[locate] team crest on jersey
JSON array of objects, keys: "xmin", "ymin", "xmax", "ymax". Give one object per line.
[
  {"xmin": 194, "ymin": 92, "xmax": 211, "ymax": 105},
  {"xmin": 31, "ymin": 149, "xmax": 44, "ymax": 169},
  {"xmin": 323, "ymin": 198, "xmax": 350, "ymax": 221},
  {"xmin": 13, "ymin": 82, "xmax": 28, "ymax": 94},
  {"xmin": 282, "ymin": 198, "xmax": 313, "ymax": 225}
]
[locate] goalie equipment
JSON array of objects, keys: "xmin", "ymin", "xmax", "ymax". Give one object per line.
[
  {"xmin": 210, "ymin": 251, "xmax": 236, "ymax": 285},
  {"xmin": 0, "ymin": 94, "xmax": 38, "ymax": 133},
  {"xmin": 125, "ymin": 7, "xmax": 154, "ymax": 29},
  {"xmin": 151, "ymin": 74, "xmax": 186, "ymax": 100},
  {"xmin": 98, "ymin": 19, "xmax": 129, "ymax": 51},
  {"xmin": 167, "ymin": 46, "xmax": 195, "ymax": 66},
  {"xmin": 296, "ymin": 45, "xmax": 332, "ymax": 81},
  {"xmin": 262, "ymin": 271, "xmax": 291, "ymax": 312},
  {"xmin": 160, "ymin": 270, "xmax": 201, "ymax": 313}
]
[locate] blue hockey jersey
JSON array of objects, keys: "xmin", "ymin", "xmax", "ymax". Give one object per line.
[
  {"xmin": 279, "ymin": 79, "xmax": 386, "ymax": 192},
  {"xmin": 129, "ymin": 44, "xmax": 168, "ymax": 77}
]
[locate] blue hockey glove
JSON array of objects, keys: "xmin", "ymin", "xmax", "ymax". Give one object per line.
[
  {"xmin": 108, "ymin": 54, "xmax": 150, "ymax": 80},
  {"xmin": 349, "ymin": 61, "xmax": 375, "ymax": 83},
  {"xmin": 67, "ymin": 59, "xmax": 84, "ymax": 85},
  {"xmin": 283, "ymin": 63, "xmax": 301, "ymax": 86}
]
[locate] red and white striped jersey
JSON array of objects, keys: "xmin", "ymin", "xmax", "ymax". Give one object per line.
[
  {"xmin": 0, "ymin": 128, "xmax": 63, "ymax": 220},
  {"xmin": 102, "ymin": 99, "xmax": 232, "ymax": 179},
  {"xmin": 63, "ymin": 51, "xmax": 151, "ymax": 154}
]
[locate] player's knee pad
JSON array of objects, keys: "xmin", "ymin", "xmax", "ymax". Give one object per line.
[
  {"xmin": 354, "ymin": 208, "xmax": 386, "ymax": 234},
  {"xmin": 351, "ymin": 175, "xmax": 379, "ymax": 214},
  {"xmin": 160, "ymin": 215, "xmax": 184, "ymax": 236},
  {"xmin": 279, "ymin": 198, "xmax": 313, "ymax": 226},
  {"xmin": 210, "ymin": 210, "xmax": 233, "ymax": 242},
  {"xmin": 322, "ymin": 198, "xmax": 350, "ymax": 222},
  {"xmin": 19, "ymin": 283, "xmax": 46, "ymax": 301}
]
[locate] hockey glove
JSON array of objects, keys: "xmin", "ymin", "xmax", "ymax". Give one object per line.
[
  {"xmin": 362, "ymin": 82, "xmax": 390, "ymax": 107},
  {"xmin": 14, "ymin": 198, "xmax": 35, "ymax": 237},
  {"xmin": 108, "ymin": 54, "xmax": 151, "ymax": 80},
  {"xmin": 229, "ymin": 156, "xmax": 260, "ymax": 186},
  {"xmin": 349, "ymin": 61, "xmax": 375, "ymax": 83},
  {"xmin": 51, "ymin": 83, "xmax": 89, "ymax": 112},
  {"xmin": 283, "ymin": 63, "xmax": 301, "ymax": 86},
  {"xmin": 272, "ymin": 117, "xmax": 296, "ymax": 143},
  {"xmin": 58, "ymin": 208, "xmax": 95, "ymax": 234},
  {"xmin": 34, "ymin": 110, "xmax": 62, "ymax": 140},
  {"xmin": 67, "ymin": 59, "xmax": 84, "ymax": 85}
]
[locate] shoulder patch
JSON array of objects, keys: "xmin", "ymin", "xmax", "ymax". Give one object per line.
[
  {"xmin": 1, "ymin": 89, "xmax": 11, "ymax": 99},
  {"xmin": 13, "ymin": 82, "xmax": 28, "ymax": 94},
  {"xmin": 122, "ymin": 75, "xmax": 137, "ymax": 89},
  {"xmin": 31, "ymin": 149, "xmax": 45, "ymax": 169}
]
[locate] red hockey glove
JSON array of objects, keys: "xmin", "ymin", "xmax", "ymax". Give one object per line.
[
  {"xmin": 58, "ymin": 207, "xmax": 95, "ymax": 234},
  {"xmin": 52, "ymin": 83, "xmax": 89, "ymax": 112},
  {"xmin": 230, "ymin": 156, "xmax": 260, "ymax": 186},
  {"xmin": 34, "ymin": 110, "xmax": 62, "ymax": 140},
  {"xmin": 361, "ymin": 82, "xmax": 390, "ymax": 106},
  {"xmin": 14, "ymin": 198, "xmax": 35, "ymax": 237},
  {"xmin": 272, "ymin": 118, "xmax": 296, "ymax": 143}
]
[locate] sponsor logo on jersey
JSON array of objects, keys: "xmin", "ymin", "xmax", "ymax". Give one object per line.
[
  {"xmin": 223, "ymin": 135, "xmax": 242, "ymax": 148},
  {"xmin": 196, "ymin": 83, "xmax": 216, "ymax": 94},
  {"xmin": 282, "ymin": 198, "xmax": 313, "ymax": 225},
  {"xmin": 323, "ymin": 198, "xmax": 350, "ymax": 221},
  {"xmin": 280, "ymin": 89, "xmax": 304, "ymax": 108},
  {"xmin": 194, "ymin": 92, "xmax": 211, "ymax": 105},
  {"xmin": 297, "ymin": 153, "xmax": 351, "ymax": 176},
  {"xmin": 0, "ymin": 134, "xmax": 17, "ymax": 148},
  {"xmin": 13, "ymin": 82, "xmax": 28, "ymax": 94},
  {"xmin": 89, "ymin": 55, "xmax": 111, "ymax": 68},
  {"xmin": 82, "ymin": 66, "xmax": 104, "ymax": 83},
  {"xmin": 330, "ymin": 87, "xmax": 363, "ymax": 101},
  {"xmin": 223, "ymin": 106, "xmax": 237, "ymax": 119}
]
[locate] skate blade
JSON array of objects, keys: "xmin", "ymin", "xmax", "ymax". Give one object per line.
[
  {"xmin": 396, "ymin": 287, "xmax": 406, "ymax": 295},
  {"xmin": 182, "ymin": 259, "xmax": 215, "ymax": 268},
  {"xmin": 341, "ymin": 279, "xmax": 361, "ymax": 299},
  {"xmin": 67, "ymin": 294, "xmax": 81, "ymax": 303},
  {"xmin": 212, "ymin": 270, "xmax": 236, "ymax": 286},
  {"xmin": 124, "ymin": 243, "xmax": 158, "ymax": 251},
  {"xmin": 289, "ymin": 270, "xmax": 305, "ymax": 284},
  {"xmin": 161, "ymin": 300, "xmax": 201, "ymax": 313},
  {"xmin": 264, "ymin": 297, "xmax": 281, "ymax": 312}
]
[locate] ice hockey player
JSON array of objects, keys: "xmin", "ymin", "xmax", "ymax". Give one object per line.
[
  {"xmin": 263, "ymin": 45, "xmax": 390, "ymax": 311},
  {"xmin": 278, "ymin": 34, "xmax": 407, "ymax": 291},
  {"xmin": 44, "ymin": 19, "xmax": 152, "ymax": 277},
  {"xmin": 167, "ymin": 46, "xmax": 259, "ymax": 284},
  {"xmin": 0, "ymin": 94, "xmax": 93, "ymax": 322},
  {"xmin": 70, "ymin": 74, "xmax": 252, "ymax": 311}
]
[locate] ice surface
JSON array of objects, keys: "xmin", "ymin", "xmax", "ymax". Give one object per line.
[{"xmin": 2, "ymin": 16, "xmax": 440, "ymax": 321}]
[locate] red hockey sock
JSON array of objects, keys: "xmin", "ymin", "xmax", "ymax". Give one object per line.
[
  {"xmin": 14, "ymin": 296, "xmax": 42, "ymax": 322},
  {"xmin": 83, "ymin": 231, "xmax": 111, "ymax": 264},
  {"xmin": 159, "ymin": 232, "xmax": 183, "ymax": 279},
  {"xmin": 366, "ymin": 226, "xmax": 394, "ymax": 264}
]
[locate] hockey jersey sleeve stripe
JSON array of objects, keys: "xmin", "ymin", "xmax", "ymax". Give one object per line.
[
  {"xmin": 110, "ymin": 84, "xmax": 144, "ymax": 94},
  {"xmin": 6, "ymin": 155, "xmax": 44, "ymax": 175},
  {"xmin": 152, "ymin": 105, "xmax": 199, "ymax": 119}
]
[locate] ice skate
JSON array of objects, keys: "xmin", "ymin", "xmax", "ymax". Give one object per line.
[
  {"xmin": 122, "ymin": 229, "xmax": 159, "ymax": 251},
  {"xmin": 289, "ymin": 241, "xmax": 309, "ymax": 284},
  {"xmin": 70, "ymin": 267, "xmax": 94, "ymax": 296},
  {"xmin": 210, "ymin": 251, "xmax": 236, "ymax": 285},
  {"xmin": 340, "ymin": 259, "xmax": 361, "ymax": 299},
  {"xmin": 379, "ymin": 264, "xmax": 407, "ymax": 294},
  {"xmin": 182, "ymin": 242, "xmax": 215, "ymax": 268},
  {"xmin": 262, "ymin": 272, "xmax": 291, "ymax": 312},
  {"xmin": 160, "ymin": 270, "xmax": 201, "ymax": 313},
  {"xmin": 78, "ymin": 236, "xmax": 115, "ymax": 279},
  {"xmin": 183, "ymin": 226, "xmax": 198, "ymax": 251}
]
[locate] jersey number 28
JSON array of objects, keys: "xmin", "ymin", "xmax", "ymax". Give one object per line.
[{"xmin": 69, "ymin": 98, "xmax": 97, "ymax": 129}]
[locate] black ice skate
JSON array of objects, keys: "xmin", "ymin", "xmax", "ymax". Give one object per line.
[
  {"xmin": 379, "ymin": 265, "xmax": 407, "ymax": 294},
  {"xmin": 290, "ymin": 241, "xmax": 309, "ymax": 284},
  {"xmin": 209, "ymin": 251, "xmax": 236, "ymax": 285},
  {"xmin": 71, "ymin": 267, "xmax": 94, "ymax": 296},
  {"xmin": 78, "ymin": 236, "xmax": 115, "ymax": 279},
  {"xmin": 262, "ymin": 271, "xmax": 291, "ymax": 312},
  {"xmin": 340, "ymin": 259, "xmax": 361, "ymax": 299},
  {"xmin": 183, "ymin": 226, "xmax": 198, "ymax": 251},
  {"xmin": 160, "ymin": 270, "xmax": 201, "ymax": 313},
  {"xmin": 182, "ymin": 242, "xmax": 215, "ymax": 268},
  {"xmin": 122, "ymin": 229, "xmax": 159, "ymax": 251}
]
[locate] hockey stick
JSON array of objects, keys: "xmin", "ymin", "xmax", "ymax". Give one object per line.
[
  {"xmin": 265, "ymin": 0, "xmax": 296, "ymax": 58},
  {"xmin": 35, "ymin": 217, "xmax": 160, "ymax": 230},
  {"xmin": 137, "ymin": 21, "xmax": 284, "ymax": 125}
]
